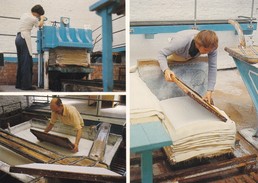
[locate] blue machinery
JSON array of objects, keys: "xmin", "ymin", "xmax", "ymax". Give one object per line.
[
  {"xmin": 37, "ymin": 17, "xmax": 93, "ymax": 89},
  {"xmin": 225, "ymin": 47, "xmax": 258, "ymax": 136},
  {"xmin": 225, "ymin": 20, "xmax": 258, "ymax": 136},
  {"xmin": 90, "ymin": 0, "xmax": 125, "ymax": 92}
]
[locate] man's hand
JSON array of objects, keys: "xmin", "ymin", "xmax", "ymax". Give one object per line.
[
  {"xmin": 44, "ymin": 123, "xmax": 54, "ymax": 133},
  {"xmin": 72, "ymin": 143, "xmax": 79, "ymax": 152},
  {"xmin": 202, "ymin": 91, "xmax": 213, "ymax": 104},
  {"xmin": 164, "ymin": 69, "xmax": 176, "ymax": 82},
  {"xmin": 73, "ymin": 128, "xmax": 82, "ymax": 153}
]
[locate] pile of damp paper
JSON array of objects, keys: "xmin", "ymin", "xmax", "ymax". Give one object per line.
[{"xmin": 130, "ymin": 72, "xmax": 236, "ymax": 164}]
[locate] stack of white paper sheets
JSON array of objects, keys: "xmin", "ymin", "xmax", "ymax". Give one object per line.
[
  {"xmin": 49, "ymin": 48, "xmax": 89, "ymax": 66},
  {"xmin": 130, "ymin": 73, "xmax": 236, "ymax": 164},
  {"xmin": 160, "ymin": 96, "xmax": 236, "ymax": 164},
  {"xmin": 130, "ymin": 73, "xmax": 165, "ymax": 123}
]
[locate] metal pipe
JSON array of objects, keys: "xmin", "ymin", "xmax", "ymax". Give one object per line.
[
  {"xmin": 3, "ymin": 52, "xmax": 38, "ymax": 55},
  {"xmin": 96, "ymin": 95, "xmax": 102, "ymax": 116},
  {"xmin": 228, "ymin": 19, "xmax": 246, "ymax": 48},
  {"xmin": 43, "ymin": 51, "xmax": 49, "ymax": 89},
  {"xmin": 37, "ymin": 54, "xmax": 41, "ymax": 87},
  {"xmin": 193, "ymin": 0, "xmax": 197, "ymax": 29},
  {"xmin": 0, "ymin": 16, "xmax": 19, "ymax": 20},
  {"xmin": 87, "ymin": 50, "xmax": 92, "ymax": 80},
  {"xmin": 0, "ymin": 34, "xmax": 37, "ymax": 38},
  {"xmin": 26, "ymin": 96, "xmax": 30, "ymax": 108},
  {"xmin": 251, "ymin": 0, "xmax": 254, "ymax": 21},
  {"xmin": 93, "ymin": 29, "xmax": 125, "ymax": 45},
  {"xmin": 92, "ymin": 15, "xmax": 125, "ymax": 32}
]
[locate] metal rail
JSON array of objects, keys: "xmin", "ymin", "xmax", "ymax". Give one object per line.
[
  {"xmin": 130, "ymin": 19, "xmax": 257, "ymax": 27},
  {"xmin": 0, "ymin": 102, "xmax": 22, "ymax": 115},
  {"xmin": 0, "ymin": 16, "xmax": 19, "ymax": 20}
]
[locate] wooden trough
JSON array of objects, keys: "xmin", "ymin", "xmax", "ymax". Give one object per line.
[{"xmin": 0, "ymin": 119, "xmax": 124, "ymax": 182}]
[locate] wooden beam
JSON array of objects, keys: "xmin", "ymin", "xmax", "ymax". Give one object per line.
[
  {"xmin": 10, "ymin": 163, "xmax": 125, "ymax": 182},
  {"xmin": 0, "ymin": 130, "xmax": 61, "ymax": 160},
  {"xmin": 154, "ymin": 154, "xmax": 257, "ymax": 182}
]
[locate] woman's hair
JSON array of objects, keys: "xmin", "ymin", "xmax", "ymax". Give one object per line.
[
  {"xmin": 194, "ymin": 30, "xmax": 218, "ymax": 49},
  {"xmin": 31, "ymin": 5, "xmax": 45, "ymax": 16}
]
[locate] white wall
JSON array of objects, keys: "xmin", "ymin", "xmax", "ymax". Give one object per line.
[
  {"xmin": 0, "ymin": 0, "xmax": 125, "ymax": 56},
  {"xmin": 0, "ymin": 96, "xmax": 32, "ymax": 113},
  {"xmin": 130, "ymin": 0, "xmax": 257, "ymax": 21},
  {"xmin": 130, "ymin": 0, "xmax": 258, "ymax": 69}
]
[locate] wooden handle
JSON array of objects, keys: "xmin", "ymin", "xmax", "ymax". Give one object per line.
[{"xmin": 173, "ymin": 77, "xmax": 227, "ymax": 122}]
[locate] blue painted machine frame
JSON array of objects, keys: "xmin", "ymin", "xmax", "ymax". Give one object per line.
[
  {"xmin": 36, "ymin": 17, "xmax": 93, "ymax": 88},
  {"xmin": 37, "ymin": 26, "xmax": 93, "ymax": 52},
  {"xmin": 90, "ymin": 0, "xmax": 122, "ymax": 92},
  {"xmin": 130, "ymin": 20, "xmax": 257, "ymax": 38}
]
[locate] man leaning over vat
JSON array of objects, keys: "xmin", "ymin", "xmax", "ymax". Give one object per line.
[
  {"xmin": 44, "ymin": 97, "xmax": 84, "ymax": 152},
  {"xmin": 158, "ymin": 30, "xmax": 218, "ymax": 104}
]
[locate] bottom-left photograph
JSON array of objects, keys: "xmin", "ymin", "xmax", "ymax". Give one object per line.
[{"xmin": 0, "ymin": 95, "xmax": 126, "ymax": 183}]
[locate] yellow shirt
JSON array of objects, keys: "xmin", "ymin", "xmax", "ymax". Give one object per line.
[{"xmin": 50, "ymin": 104, "xmax": 84, "ymax": 130}]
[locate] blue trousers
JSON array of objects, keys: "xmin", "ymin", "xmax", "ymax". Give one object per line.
[{"xmin": 15, "ymin": 33, "xmax": 33, "ymax": 89}]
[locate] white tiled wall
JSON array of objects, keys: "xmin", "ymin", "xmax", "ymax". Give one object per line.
[{"xmin": 130, "ymin": 0, "xmax": 258, "ymax": 69}]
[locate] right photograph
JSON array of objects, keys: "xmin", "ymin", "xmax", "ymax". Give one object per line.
[{"xmin": 130, "ymin": 0, "xmax": 258, "ymax": 182}]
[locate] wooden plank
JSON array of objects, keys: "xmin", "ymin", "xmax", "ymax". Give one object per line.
[
  {"xmin": 0, "ymin": 130, "xmax": 61, "ymax": 160},
  {"xmin": 30, "ymin": 129, "xmax": 75, "ymax": 150},
  {"xmin": 226, "ymin": 178, "xmax": 237, "ymax": 183},
  {"xmin": 178, "ymin": 168, "xmax": 239, "ymax": 183},
  {"xmin": 225, "ymin": 46, "xmax": 258, "ymax": 64},
  {"xmin": 73, "ymin": 157, "xmax": 108, "ymax": 168},
  {"xmin": 242, "ymin": 174, "xmax": 256, "ymax": 183},
  {"xmin": 173, "ymin": 77, "xmax": 228, "ymax": 122},
  {"xmin": 0, "ymin": 134, "xmax": 53, "ymax": 163},
  {"xmin": 233, "ymin": 175, "xmax": 246, "ymax": 183},
  {"xmin": 250, "ymin": 172, "xmax": 258, "ymax": 182},
  {"xmin": 130, "ymin": 121, "xmax": 172, "ymax": 153},
  {"xmin": 154, "ymin": 154, "xmax": 257, "ymax": 182},
  {"xmin": 10, "ymin": 163, "xmax": 124, "ymax": 182}
]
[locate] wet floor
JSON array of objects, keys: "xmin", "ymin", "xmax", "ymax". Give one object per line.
[{"xmin": 213, "ymin": 69, "xmax": 257, "ymax": 130}]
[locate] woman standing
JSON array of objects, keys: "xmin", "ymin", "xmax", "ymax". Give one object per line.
[{"xmin": 15, "ymin": 5, "xmax": 45, "ymax": 90}]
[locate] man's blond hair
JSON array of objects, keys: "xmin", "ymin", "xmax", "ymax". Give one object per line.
[{"xmin": 194, "ymin": 30, "xmax": 218, "ymax": 49}]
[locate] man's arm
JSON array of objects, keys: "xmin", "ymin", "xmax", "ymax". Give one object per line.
[
  {"xmin": 72, "ymin": 128, "xmax": 82, "ymax": 152},
  {"xmin": 44, "ymin": 123, "xmax": 54, "ymax": 133},
  {"xmin": 203, "ymin": 49, "xmax": 218, "ymax": 104}
]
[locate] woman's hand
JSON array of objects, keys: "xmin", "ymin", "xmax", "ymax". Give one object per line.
[
  {"xmin": 202, "ymin": 91, "xmax": 213, "ymax": 104},
  {"xmin": 38, "ymin": 16, "xmax": 45, "ymax": 27},
  {"xmin": 164, "ymin": 69, "xmax": 176, "ymax": 82},
  {"xmin": 40, "ymin": 15, "xmax": 45, "ymax": 21}
]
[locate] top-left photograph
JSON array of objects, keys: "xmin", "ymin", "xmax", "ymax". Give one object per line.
[{"xmin": 0, "ymin": 0, "xmax": 125, "ymax": 92}]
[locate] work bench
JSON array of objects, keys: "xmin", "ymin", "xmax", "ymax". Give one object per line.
[{"xmin": 130, "ymin": 121, "xmax": 172, "ymax": 183}]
